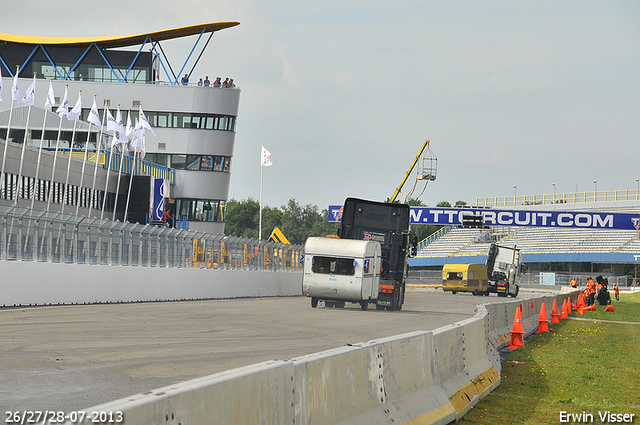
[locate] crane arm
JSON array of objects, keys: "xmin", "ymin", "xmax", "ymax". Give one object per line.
[{"xmin": 389, "ymin": 139, "xmax": 430, "ymax": 203}]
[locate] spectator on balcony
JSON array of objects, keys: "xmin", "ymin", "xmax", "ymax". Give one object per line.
[
  {"xmin": 197, "ymin": 78, "xmax": 203, "ymax": 86},
  {"xmin": 213, "ymin": 77, "xmax": 222, "ymax": 87},
  {"xmin": 228, "ymin": 78, "xmax": 235, "ymax": 88},
  {"xmin": 222, "ymin": 77, "xmax": 229, "ymax": 87},
  {"xmin": 181, "ymin": 74, "xmax": 189, "ymax": 85},
  {"xmin": 203, "ymin": 76, "xmax": 210, "ymax": 86}
]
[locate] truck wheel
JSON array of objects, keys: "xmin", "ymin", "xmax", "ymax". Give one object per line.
[
  {"xmin": 509, "ymin": 286, "xmax": 520, "ymax": 298},
  {"xmin": 397, "ymin": 287, "xmax": 405, "ymax": 311},
  {"xmin": 311, "ymin": 297, "xmax": 318, "ymax": 308},
  {"xmin": 484, "ymin": 291, "xmax": 490, "ymax": 296},
  {"xmin": 451, "ymin": 291, "xmax": 457, "ymax": 295},
  {"xmin": 360, "ymin": 302, "xmax": 368, "ymax": 311}
]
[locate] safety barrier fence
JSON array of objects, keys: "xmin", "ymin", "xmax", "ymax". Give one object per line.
[
  {"xmin": 0, "ymin": 205, "xmax": 303, "ymax": 272},
  {"xmin": 65, "ymin": 289, "xmax": 578, "ymax": 425}
]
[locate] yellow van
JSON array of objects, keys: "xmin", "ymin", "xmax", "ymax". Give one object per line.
[{"xmin": 442, "ymin": 264, "xmax": 489, "ymax": 296}]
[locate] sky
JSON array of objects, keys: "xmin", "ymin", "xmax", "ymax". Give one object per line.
[{"xmin": 1, "ymin": 1, "xmax": 639, "ymax": 211}]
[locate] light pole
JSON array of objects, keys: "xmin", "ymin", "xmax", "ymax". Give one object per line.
[
  {"xmin": 636, "ymin": 178, "xmax": 639, "ymax": 200},
  {"xmin": 593, "ymin": 180, "xmax": 597, "ymax": 202},
  {"xmin": 552, "ymin": 183, "xmax": 556, "ymax": 203},
  {"xmin": 513, "ymin": 185, "xmax": 517, "ymax": 205}
]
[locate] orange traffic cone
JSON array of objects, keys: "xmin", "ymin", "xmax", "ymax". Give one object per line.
[
  {"xmin": 583, "ymin": 304, "xmax": 596, "ymax": 312},
  {"xmin": 506, "ymin": 306, "xmax": 525, "ymax": 349},
  {"xmin": 604, "ymin": 305, "xmax": 614, "ymax": 312},
  {"xmin": 577, "ymin": 308, "xmax": 585, "ymax": 315},
  {"xmin": 567, "ymin": 298, "xmax": 572, "ymax": 314},
  {"xmin": 576, "ymin": 293, "xmax": 586, "ymax": 310},
  {"xmin": 537, "ymin": 302, "xmax": 550, "ymax": 333},
  {"xmin": 551, "ymin": 299, "xmax": 560, "ymax": 324},
  {"xmin": 560, "ymin": 299, "xmax": 569, "ymax": 319}
]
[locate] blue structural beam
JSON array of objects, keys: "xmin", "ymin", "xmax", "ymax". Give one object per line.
[{"xmin": 409, "ymin": 252, "xmax": 640, "ymax": 268}]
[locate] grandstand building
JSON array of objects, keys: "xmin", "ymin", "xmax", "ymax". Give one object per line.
[
  {"xmin": 409, "ymin": 192, "xmax": 640, "ymax": 285},
  {"xmin": 0, "ymin": 22, "xmax": 240, "ymax": 234}
]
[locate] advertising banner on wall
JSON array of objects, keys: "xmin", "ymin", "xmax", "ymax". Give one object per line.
[
  {"xmin": 152, "ymin": 178, "xmax": 170, "ymax": 221},
  {"xmin": 328, "ymin": 205, "xmax": 640, "ymax": 231}
]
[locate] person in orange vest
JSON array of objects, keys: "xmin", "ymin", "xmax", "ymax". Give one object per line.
[
  {"xmin": 570, "ymin": 277, "xmax": 578, "ymax": 288},
  {"xmin": 586, "ymin": 276, "xmax": 596, "ymax": 306},
  {"xmin": 614, "ymin": 283, "xmax": 620, "ymax": 301}
]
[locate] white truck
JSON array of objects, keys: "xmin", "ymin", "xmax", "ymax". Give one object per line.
[
  {"xmin": 302, "ymin": 237, "xmax": 382, "ymax": 310},
  {"xmin": 485, "ymin": 243, "xmax": 525, "ymax": 297}
]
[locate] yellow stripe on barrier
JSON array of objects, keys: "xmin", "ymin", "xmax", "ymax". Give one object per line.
[
  {"xmin": 404, "ymin": 404, "xmax": 456, "ymax": 425},
  {"xmin": 448, "ymin": 366, "xmax": 500, "ymax": 419}
]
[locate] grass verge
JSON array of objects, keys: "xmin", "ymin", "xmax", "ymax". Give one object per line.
[{"xmin": 461, "ymin": 292, "xmax": 640, "ymax": 424}]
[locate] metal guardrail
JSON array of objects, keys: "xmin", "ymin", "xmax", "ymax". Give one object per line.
[
  {"xmin": 0, "ymin": 206, "xmax": 303, "ymax": 272},
  {"xmin": 476, "ymin": 189, "xmax": 640, "ymax": 208}
]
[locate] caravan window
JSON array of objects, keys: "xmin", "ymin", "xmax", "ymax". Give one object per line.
[
  {"xmin": 447, "ymin": 272, "xmax": 463, "ymax": 280},
  {"xmin": 312, "ymin": 256, "xmax": 355, "ymax": 275}
]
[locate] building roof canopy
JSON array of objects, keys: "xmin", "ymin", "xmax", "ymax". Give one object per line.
[{"xmin": 0, "ymin": 22, "xmax": 240, "ymax": 49}]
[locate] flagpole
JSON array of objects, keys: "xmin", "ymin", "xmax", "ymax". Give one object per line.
[
  {"xmin": 46, "ymin": 84, "xmax": 69, "ymax": 212},
  {"xmin": 100, "ymin": 136, "xmax": 115, "ymax": 219},
  {"xmin": 13, "ymin": 74, "xmax": 37, "ymax": 205},
  {"xmin": 123, "ymin": 145, "xmax": 137, "ymax": 223},
  {"xmin": 75, "ymin": 95, "xmax": 98, "ymax": 216},
  {"xmin": 60, "ymin": 90, "xmax": 81, "ymax": 215},
  {"xmin": 123, "ymin": 108, "xmax": 143, "ymax": 222},
  {"xmin": 259, "ymin": 144, "xmax": 264, "ymax": 240},
  {"xmin": 0, "ymin": 65, "xmax": 20, "ymax": 203},
  {"xmin": 112, "ymin": 143, "xmax": 125, "ymax": 221},
  {"xmin": 89, "ymin": 101, "xmax": 108, "ymax": 218},
  {"xmin": 110, "ymin": 105, "xmax": 127, "ymax": 221},
  {"xmin": 30, "ymin": 80, "xmax": 55, "ymax": 212}
]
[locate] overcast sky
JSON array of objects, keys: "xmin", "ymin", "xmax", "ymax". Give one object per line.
[{"xmin": 2, "ymin": 1, "xmax": 639, "ymax": 211}]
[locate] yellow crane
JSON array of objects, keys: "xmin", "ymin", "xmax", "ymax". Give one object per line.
[{"xmin": 389, "ymin": 139, "xmax": 437, "ymax": 203}]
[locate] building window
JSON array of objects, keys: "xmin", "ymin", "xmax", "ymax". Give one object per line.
[
  {"xmin": 148, "ymin": 154, "xmax": 231, "ymax": 173},
  {"xmin": 171, "ymin": 154, "xmax": 187, "ymax": 169},
  {"xmin": 175, "ymin": 199, "xmax": 226, "ymax": 222}
]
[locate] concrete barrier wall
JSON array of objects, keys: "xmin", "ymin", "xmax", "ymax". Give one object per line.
[
  {"xmin": 0, "ymin": 261, "xmax": 302, "ymax": 306},
  {"xmin": 64, "ymin": 291, "xmax": 578, "ymax": 425}
]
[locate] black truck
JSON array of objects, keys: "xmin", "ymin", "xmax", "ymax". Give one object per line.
[{"xmin": 337, "ymin": 197, "xmax": 416, "ymax": 310}]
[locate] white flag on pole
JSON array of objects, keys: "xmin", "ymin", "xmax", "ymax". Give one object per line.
[
  {"xmin": 56, "ymin": 86, "xmax": 69, "ymax": 117},
  {"xmin": 66, "ymin": 92, "xmax": 82, "ymax": 120},
  {"xmin": 261, "ymin": 145, "xmax": 273, "ymax": 167},
  {"xmin": 128, "ymin": 119, "xmax": 147, "ymax": 160},
  {"xmin": 139, "ymin": 107, "xmax": 156, "ymax": 136},
  {"xmin": 88, "ymin": 98, "xmax": 101, "ymax": 127},
  {"xmin": 106, "ymin": 107, "xmax": 117, "ymax": 132},
  {"xmin": 125, "ymin": 111, "xmax": 133, "ymax": 137},
  {"xmin": 21, "ymin": 76, "xmax": 36, "ymax": 106},
  {"xmin": 107, "ymin": 108, "xmax": 127, "ymax": 145},
  {"xmin": 11, "ymin": 72, "xmax": 20, "ymax": 102},
  {"xmin": 44, "ymin": 81, "xmax": 55, "ymax": 110},
  {"xmin": 115, "ymin": 108, "xmax": 128, "ymax": 143}
]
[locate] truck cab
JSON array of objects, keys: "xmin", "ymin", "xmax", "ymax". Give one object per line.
[{"xmin": 485, "ymin": 243, "xmax": 524, "ymax": 298}]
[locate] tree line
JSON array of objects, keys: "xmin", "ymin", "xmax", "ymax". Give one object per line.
[{"xmin": 224, "ymin": 198, "xmax": 467, "ymax": 245}]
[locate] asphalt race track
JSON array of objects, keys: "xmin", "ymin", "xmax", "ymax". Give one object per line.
[{"xmin": 0, "ymin": 287, "xmax": 542, "ymax": 416}]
